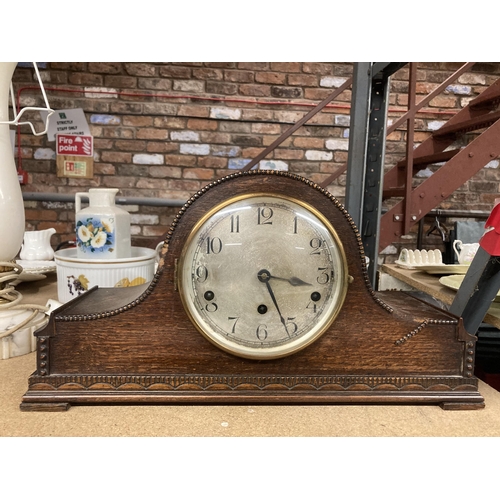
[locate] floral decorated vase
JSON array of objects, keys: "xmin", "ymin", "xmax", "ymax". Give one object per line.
[{"xmin": 75, "ymin": 188, "xmax": 131, "ymax": 259}]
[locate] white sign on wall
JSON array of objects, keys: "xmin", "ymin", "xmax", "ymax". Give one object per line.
[{"xmin": 41, "ymin": 108, "xmax": 91, "ymax": 142}]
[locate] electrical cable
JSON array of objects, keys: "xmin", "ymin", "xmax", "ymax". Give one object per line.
[{"xmin": 0, "ymin": 261, "xmax": 49, "ymax": 340}]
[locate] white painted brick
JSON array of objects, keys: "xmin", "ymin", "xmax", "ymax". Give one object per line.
[
  {"xmin": 415, "ymin": 167, "xmax": 434, "ymax": 178},
  {"xmin": 130, "ymin": 214, "xmax": 159, "ymax": 225},
  {"xmin": 210, "ymin": 107, "xmax": 241, "ymax": 120},
  {"xmin": 380, "ymin": 244, "xmax": 398, "ymax": 255},
  {"xmin": 91, "ymin": 114, "xmax": 121, "ymax": 125},
  {"xmin": 132, "ymin": 153, "xmax": 164, "ymax": 165},
  {"xmin": 446, "ymin": 84, "xmax": 472, "ymax": 95},
  {"xmin": 258, "ymin": 160, "xmax": 288, "ymax": 171},
  {"xmin": 130, "ymin": 225, "xmax": 142, "ymax": 235},
  {"xmin": 458, "ymin": 74, "xmax": 486, "ymax": 85},
  {"xmin": 42, "ymin": 201, "xmax": 70, "ymax": 209},
  {"xmin": 84, "ymin": 87, "xmax": 118, "ymax": 99},
  {"xmin": 119, "ymin": 204, "xmax": 139, "ymax": 213},
  {"xmin": 305, "ymin": 150, "xmax": 333, "ymax": 161},
  {"xmin": 485, "ymin": 159, "xmax": 500, "ymax": 169},
  {"xmin": 20, "ymin": 96, "xmax": 36, "ymax": 107},
  {"xmin": 171, "ymin": 131, "xmax": 200, "ymax": 142},
  {"xmin": 325, "ymin": 139, "xmax": 349, "ymax": 150},
  {"xmin": 326, "ymin": 185, "xmax": 345, "ymax": 198},
  {"xmin": 39, "ymin": 71, "xmax": 50, "ymax": 83},
  {"xmin": 180, "ymin": 143, "xmax": 210, "ymax": 155},
  {"xmin": 320, "ymin": 76, "xmax": 348, "ymax": 88},
  {"xmin": 34, "ymin": 148, "xmax": 55, "ymax": 160},
  {"xmin": 427, "ymin": 120, "xmax": 446, "ymax": 131},
  {"xmin": 335, "ymin": 115, "xmax": 350, "ymax": 126},
  {"xmin": 460, "ymin": 97, "xmax": 475, "ymax": 107},
  {"xmin": 212, "ymin": 146, "xmax": 240, "ymax": 157}
]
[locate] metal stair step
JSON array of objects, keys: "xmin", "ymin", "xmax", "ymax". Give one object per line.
[
  {"xmin": 432, "ymin": 109, "xmax": 500, "ymax": 137},
  {"xmin": 395, "ymin": 149, "xmax": 461, "ymax": 169},
  {"xmin": 382, "ymin": 187, "xmax": 405, "ymax": 199}
]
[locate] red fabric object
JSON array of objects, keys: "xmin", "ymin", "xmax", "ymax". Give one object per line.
[{"xmin": 480, "ymin": 204, "xmax": 500, "ymax": 256}]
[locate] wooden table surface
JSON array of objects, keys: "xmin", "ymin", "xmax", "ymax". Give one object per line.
[{"xmin": 380, "ymin": 263, "xmax": 500, "ymax": 328}]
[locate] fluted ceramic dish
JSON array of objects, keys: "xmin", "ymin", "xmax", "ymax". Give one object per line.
[{"xmin": 54, "ymin": 246, "xmax": 156, "ymax": 303}]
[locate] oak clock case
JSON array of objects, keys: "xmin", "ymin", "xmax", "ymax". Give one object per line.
[{"xmin": 21, "ymin": 171, "xmax": 484, "ymax": 411}]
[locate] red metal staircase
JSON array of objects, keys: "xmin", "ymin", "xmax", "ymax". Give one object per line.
[{"xmin": 379, "ymin": 68, "xmax": 500, "ymax": 251}]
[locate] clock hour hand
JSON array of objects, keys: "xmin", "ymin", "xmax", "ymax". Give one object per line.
[
  {"xmin": 271, "ymin": 275, "xmax": 312, "ymax": 287},
  {"xmin": 257, "ymin": 269, "xmax": 289, "ymax": 335},
  {"xmin": 258, "ymin": 270, "xmax": 311, "ymax": 286}
]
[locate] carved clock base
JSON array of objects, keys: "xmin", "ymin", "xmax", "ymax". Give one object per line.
[
  {"xmin": 20, "ymin": 172, "xmax": 484, "ymax": 411},
  {"xmin": 20, "ymin": 371, "xmax": 485, "ymax": 412}
]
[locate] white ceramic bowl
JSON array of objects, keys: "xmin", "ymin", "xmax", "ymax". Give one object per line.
[{"xmin": 55, "ymin": 246, "xmax": 156, "ymax": 303}]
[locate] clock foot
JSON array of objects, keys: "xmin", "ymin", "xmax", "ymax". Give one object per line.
[
  {"xmin": 20, "ymin": 402, "xmax": 71, "ymax": 412},
  {"xmin": 439, "ymin": 401, "xmax": 485, "ymax": 411}
]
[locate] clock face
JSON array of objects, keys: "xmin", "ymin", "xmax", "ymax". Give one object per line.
[{"xmin": 178, "ymin": 193, "xmax": 349, "ymax": 359}]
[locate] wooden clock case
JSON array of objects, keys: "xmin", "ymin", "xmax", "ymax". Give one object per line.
[{"xmin": 21, "ymin": 171, "xmax": 484, "ymax": 411}]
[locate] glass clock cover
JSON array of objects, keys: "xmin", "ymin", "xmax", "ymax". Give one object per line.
[{"xmin": 178, "ymin": 194, "xmax": 348, "ymax": 359}]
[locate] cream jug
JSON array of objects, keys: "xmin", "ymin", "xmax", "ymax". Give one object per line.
[
  {"xmin": 453, "ymin": 240, "xmax": 479, "ymax": 264},
  {"xmin": 0, "ymin": 62, "xmax": 25, "ymax": 262},
  {"xmin": 19, "ymin": 228, "xmax": 56, "ymax": 261},
  {"xmin": 75, "ymin": 188, "xmax": 131, "ymax": 259}
]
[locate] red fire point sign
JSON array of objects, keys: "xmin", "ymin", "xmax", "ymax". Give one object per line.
[{"xmin": 56, "ymin": 134, "xmax": 93, "ymax": 157}]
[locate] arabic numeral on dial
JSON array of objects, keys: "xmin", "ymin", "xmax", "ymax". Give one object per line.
[
  {"xmin": 317, "ymin": 267, "xmax": 333, "ymax": 284},
  {"xmin": 195, "ymin": 265, "xmax": 208, "ymax": 282},
  {"xmin": 206, "ymin": 236, "xmax": 222, "ymax": 254},
  {"xmin": 205, "ymin": 302, "xmax": 218, "ymax": 313},
  {"xmin": 228, "ymin": 316, "xmax": 239, "ymax": 334},
  {"xmin": 257, "ymin": 207, "xmax": 273, "ymax": 225},
  {"xmin": 230, "ymin": 214, "xmax": 240, "ymax": 233},
  {"xmin": 306, "ymin": 301, "xmax": 317, "ymax": 313},
  {"xmin": 256, "ymin": 324, "xmax": 268, "ymax": 341},
  {"xmin": 286, "ymin": 318, "xmax": 298, "ymax": 335},
  {"xmin": 310, "ymin": 238, "xmax": 323, "ymax": 255}
]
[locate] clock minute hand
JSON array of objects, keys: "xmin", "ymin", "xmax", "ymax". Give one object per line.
[{"xmin": 257, "ymin": 269, "xmax": 289, "ymax": 336}]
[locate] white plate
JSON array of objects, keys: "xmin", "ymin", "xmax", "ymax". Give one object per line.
[
  {"xmin": 11, "ymin": 273, "xmax": 47, "ymax": 286},
  {"xmin": 439, "ymin": 274, "xmax": 465, "ymax": 291},
  {"xmin": 16, "ymin": 260, "xmax": 56, "ymax": 274},
  {"xmin": 420, "ymin": 264, "xmax": 470, "ymax": 275},
  {"xmin": 394, "ymin": 261, "xmax": 458, "ymax": 271},
  {"xmin": 394, "ymin": 260, "xmax": 417, "ymax": 269},
  {"xmin": 439, "ymin": 274, "xmax": 500, "ymax": 301}
]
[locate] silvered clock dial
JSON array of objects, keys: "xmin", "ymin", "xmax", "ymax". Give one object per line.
[{"xmin": 178, "ymin": 193, "xmax": 349, "ymax": 359}]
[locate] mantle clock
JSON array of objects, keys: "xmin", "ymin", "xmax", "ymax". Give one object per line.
[{"xmin": 20, "ymin": 171, "xmax": 484, "ymax": 411}]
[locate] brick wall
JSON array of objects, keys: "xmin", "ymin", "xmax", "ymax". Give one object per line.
[{"xmin": 10, "ymin": 62, "xmax": 500, "ymax": 253}]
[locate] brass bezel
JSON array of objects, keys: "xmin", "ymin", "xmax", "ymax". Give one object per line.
[{"xmin": 178, "ymin": 192, "xmax": 349, "ymax": 360}]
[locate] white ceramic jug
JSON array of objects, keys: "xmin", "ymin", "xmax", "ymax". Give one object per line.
[
  {"xmin": 0, "ymin": 62, "xmax": 25, "ymax": 262},
  {"xmin": 453, "ymin": 240, "xmax": 479, "ymax": 264},
  {"xmin": 19, "ymin": 228, "xmax": 56, "ymax": 261},
  {"xmin": 75, "ymin": 188, "xmax": 131, "ymax": 259}
]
